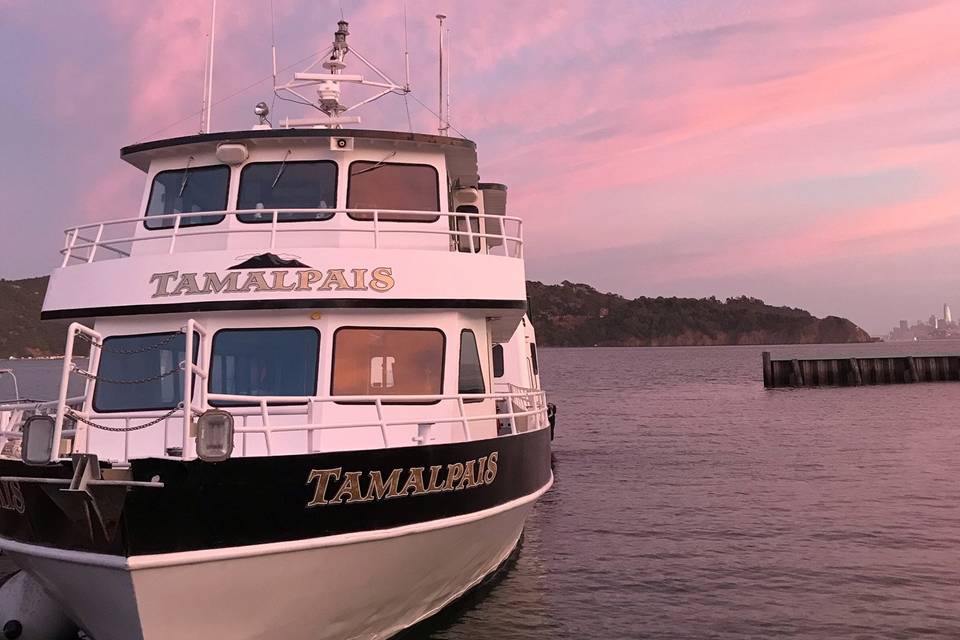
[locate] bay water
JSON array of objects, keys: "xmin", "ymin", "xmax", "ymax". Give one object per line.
[{"xmin": 5, "ymin": 342, "xmax": 960, "ymax": 638}]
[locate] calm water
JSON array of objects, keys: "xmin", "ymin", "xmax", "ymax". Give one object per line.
[{"xmin": 6, "ymin": 342, "xmax": 960, "ymax": 639}]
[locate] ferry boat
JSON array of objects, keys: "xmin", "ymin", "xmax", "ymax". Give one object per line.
[{"xmin": 0, "ymin": 20, "xmax": 554, "ymax": 640}]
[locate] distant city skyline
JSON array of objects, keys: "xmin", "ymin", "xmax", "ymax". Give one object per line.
[{"xmin": 2, "ymin": 1, "xmax": 959, "ymax": 336}]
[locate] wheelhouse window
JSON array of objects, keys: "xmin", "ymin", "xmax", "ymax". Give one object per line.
[
  {"xmin": 458, "ymin": 330, "xmax": 486, "ymax": 401},
  {"xmin": 208, "ymin": 328, "xmax": 320, "ymax": 405},
  {"xmin": 145, "ymin": 165, "xmax": 229, "ymax": 229},
  {"xmin": 530, "ymin": 343, "xmax": 539, "ymax": 375},
  {"xmin": 332, "ymin": 328, "xmax": 444, "ymax": 400},
  {"xmin": 237, "ymin": 160, "xmax": 337, "ymax": 223},
  {"xmin": 347, "ymin": 162, "xmax": 440, "ymax": 222},
  {"xmin": 93, "ymin": 332, "xmax": 198, "ymax": 413}
]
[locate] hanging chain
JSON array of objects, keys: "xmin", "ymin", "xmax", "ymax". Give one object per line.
[
  {"xmin": 71, "ymin": 363, "xmax": 183, "ymax": 385},
  {"xmin": 75, "ymin": 331, "xmax": 182, "ymax": 355},
  {"xmin": 66, "ymin": 405, "xmax": 197, "ymax": 432}
]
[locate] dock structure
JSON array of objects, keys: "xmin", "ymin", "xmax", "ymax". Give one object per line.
[{"xmin": 762, "ymin": 351, "xmax": 960, "ymax": 388}]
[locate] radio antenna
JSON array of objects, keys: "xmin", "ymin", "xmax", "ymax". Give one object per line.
[
  {"xmin": 436, "ymin": 14, "xmax": 447, "ymax": 135},
  {"xmin": 203, "ymin": 0, "xmax": 217, "ymax": 133}
]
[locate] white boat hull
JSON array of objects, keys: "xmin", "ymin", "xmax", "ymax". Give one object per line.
[{"xmin": 5, "ymin": 482, "xmax": 548, "ymax": 640}]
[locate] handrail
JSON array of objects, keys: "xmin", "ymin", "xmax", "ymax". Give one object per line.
[
  {"xmin": 58, "ymin": 208, "xmax": 525, "ymax": 265},
  {"xmin": 64, "ymin": 387, "xmax": 548, "ymax": 464}
]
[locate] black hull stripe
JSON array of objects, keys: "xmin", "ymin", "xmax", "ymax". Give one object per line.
[
  {"xmin": 40, "ymin": 298, "xmax": 527, "ymax": 320},
  {"xmin": 0, "ymin": 427, "xmax": 552, "ymax": 557}
]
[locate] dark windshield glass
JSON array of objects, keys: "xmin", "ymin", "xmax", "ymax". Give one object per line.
[
  {"xmin": 237, "ymin": 161, "xmax": 337, "ymax": 223},
  {"xmin": 459, "ymin": 330, "xmax": 485, "ymax": 400},
  {"xmin": 347, "ymin": 162, "xmax": 439, "ymax": 222},
  {"xmin": 209, "ymin": 328, "xmax": 320, "ymax": 405},
  {"xmin": 93, "ymin": 332, "xmax": 197, "ymax": 412},
  {"xmin": 145, "ymin": 165, "xmax": 229, "ymax": 229}
]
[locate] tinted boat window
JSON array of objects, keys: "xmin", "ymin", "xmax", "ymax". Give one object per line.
[
  {"xmin": 145, "ymin": 165, "xmax": 229, "ymax": 229},
  {"xmin": 237, "ymin": 161, "xmax": 337, "ymax": 223},
  {"xmin": 492, "ymin": 344, "xmax": 504, "ymax": 378},
  {"xmin": 93, "ymin": 332, "xmax": 198, "ymax": 412},
  {"xmin": 332, "ymin": 328, "xmax": 444, "ymax": 401},
  {"xmin": 347, "ymin": 162, "xmax": 440, "ymax": 222},
  {"xmin": 209, "ymin": 328, "xmax": 320, "ymax": 405},
  {"xmin": 530, "ymin": 343, "xmax": 539, "ymax": 376},
  {"xmin": 458, "ymin": 330, "xmax": 485, "ymax": 401}
]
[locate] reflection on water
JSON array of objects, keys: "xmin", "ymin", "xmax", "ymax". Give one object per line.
[{"xmin": 7, "ymin": 342, "xmax": 960, "ymax": 638}]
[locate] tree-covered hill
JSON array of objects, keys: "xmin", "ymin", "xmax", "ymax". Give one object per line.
[
  {"xmin": 526, "ymin": 280, "xmax": 871, "ymax": 347},
  {"xmin": 0, "ymin": 276, "xmax": 870, "ymax": 357}
]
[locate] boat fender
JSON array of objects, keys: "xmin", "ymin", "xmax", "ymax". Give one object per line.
[
  {"xmin": 547, "ymin": 403, "xmax": 557, "ymax": 440},
  {"xmin": 0, "ymin": 571, "xmax": 77, "ymax": 640}
]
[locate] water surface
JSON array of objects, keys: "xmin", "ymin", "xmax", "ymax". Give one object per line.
[{"xmin": 6, "ymin": 342, "xmax": 960, "ymax": 639}]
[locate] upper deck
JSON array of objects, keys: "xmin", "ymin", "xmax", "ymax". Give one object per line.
[{"xmin": 42, "ymin": 129, "xmax": 527, "ymax": 320}]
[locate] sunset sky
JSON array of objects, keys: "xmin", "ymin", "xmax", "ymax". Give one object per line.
[{"xmin": 2, "ymin": 0, "xmax": 959, "ymax": 334}]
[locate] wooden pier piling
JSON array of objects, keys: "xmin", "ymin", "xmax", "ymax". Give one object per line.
[{"xmin": 762, "ymin": 352, "xmax": 960, "ymax": 388}]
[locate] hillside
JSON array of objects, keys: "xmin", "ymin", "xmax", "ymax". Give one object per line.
[
  {"xmin": 526, "ymin": 281, "xmax": 871, "ymax": 347},
  {"xmin": 0, "ymin": 276, "xmax": 870, "ymax": 357},
  {"xmin": 0, "ymin": 277, "xmax": 79, "ymax": 357}
]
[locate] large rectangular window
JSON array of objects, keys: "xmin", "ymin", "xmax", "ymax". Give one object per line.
[
  {"xmin": 145, "ymin": 165, "xmax": 229, "ymax": 229},
  {"xmin": 93, "ymin": 332, "xmax": 198, "ymax": 413},
  {"xmin": 237, "ymin": 160, "xmax": 337, "ymax": 223},
  {"xmin": 332, "ymin": 328, "xmax": 445, "ymax": 400},
  {"xmin": 347, "ymin": 161, "xmax": 440, "ymax": 222},
  {"xmin": 458, "ymin": 330, "xmax": 485, "ymax": 402},
  {"xmin": 208, "ymin": 328, "xmax": 320, "ymax": 405}
]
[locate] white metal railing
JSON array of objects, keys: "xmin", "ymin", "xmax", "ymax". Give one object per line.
[
  {"xmin": 54, "ymin": 388, "xmax": 547, "ymax": 465},
  {"xmin": 59, "ymin": 208, "xmax": 524, "ymax": 266},
  {"xmin": 0, "ymin": 396, "xmax": 84, "ymax": 456}
]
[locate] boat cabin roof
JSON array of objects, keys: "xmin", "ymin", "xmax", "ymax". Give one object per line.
[{"xmin": 121, "ymin": 128, "xmax": 480, "ymax": 187}]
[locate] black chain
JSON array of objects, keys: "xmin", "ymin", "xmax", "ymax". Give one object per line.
[
  {"xmin": 75, "ymin": 331, "xmax": 182, "ymax": 354},
  {"xmin": 67, "ymin": 405, "xmax": 185, "ymax": 432},
  {"xmin": 72, "ymin": 364, "xmax": 183, "ymax": 385}
]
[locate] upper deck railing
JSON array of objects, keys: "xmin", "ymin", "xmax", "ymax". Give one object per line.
[{"xmin": 59, "ymin": 208, "xmax": 524, "ymax": 267}]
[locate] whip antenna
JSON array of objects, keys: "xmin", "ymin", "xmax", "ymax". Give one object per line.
[{"xmin": 436, "ymin": 14, "xmax": 446, "ymax": 135}]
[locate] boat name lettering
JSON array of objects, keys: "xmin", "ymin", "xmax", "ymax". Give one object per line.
[
  {"xmin": 0, "ymin": 480, "xmax": 25, "ymax": 514},
  {"xmin": 305, "ymin": 451, "xmax": 498, "ymax": 507},
  {"xmin": 149, "ymin": 268, "xmax": 395, "ymax": 298}
]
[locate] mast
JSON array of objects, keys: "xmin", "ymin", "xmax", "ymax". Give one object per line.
[{"xmin": 204, "ymin": 0, "xmax": 217, "ymax": 133}]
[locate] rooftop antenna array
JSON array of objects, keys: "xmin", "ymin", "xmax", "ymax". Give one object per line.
[{"xmin": 272, "ymin": 20, "xmax": 408, "ymax": 129}]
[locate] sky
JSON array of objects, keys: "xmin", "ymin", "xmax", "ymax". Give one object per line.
[{"xmin": 2, "ymin": 0, "xmax": 959, "ymax": 335}]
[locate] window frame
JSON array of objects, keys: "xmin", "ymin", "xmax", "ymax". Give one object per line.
[
  {"xmin": 92, "ymin": 330, "xmax": 199, "ymax": 413},
  {"xmin": 529, "ymin": 343, "xmax": 540, "ymax": 376},
  {"xmin": 345, "ymin": 161, "xmax": 441, "ymax": 223},
  {"xmin": 458, "ymin": 329, "xmax": 486, "ymax": 403},
  {"xmin": 236, "ymin": 160, "xmax": 339, "ymax": 224},
  {"xmin": 207, "ymin": 326, "xmax": 321, "ymax": 407},
  {"xmin": 143, "ymin": 165, "xmax": 230, "ymax": 231},
  {"xmin": 330, "ymin": 326, "xmax": 447, "ymax": 405}
]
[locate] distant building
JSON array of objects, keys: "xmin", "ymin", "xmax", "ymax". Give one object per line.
[
  {"xmin": 945, "ymin": 304, "xmax": 953, "ymax": 324},
  {"xmin": 929, "ymin": 315, "xmax": 937, "ymax": 327},
  {"xmin": 899, "ymin": 320, "xmax": 908, "ymax": 331},
  {"xmin": 935, "ymin": 318, "xmax": 940, "ymax": 329}
]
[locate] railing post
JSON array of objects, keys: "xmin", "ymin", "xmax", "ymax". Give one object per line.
[
  {"xmin": 181, "ymin": 326, "xmax": 194, "ymax": 457},
  {"xmin": 53, "ymin": 324, "xmax": 80, "ymax": 461},
  {"xmin": 168, "ymin": 215, "xmax": 182, "ymax": 254},
  {"xmin": 62, "ymin": 228, "xmax": 79, "ymax": 267},
  {"xmin": 457, "ymin": 396, "xmax": 470, "ymax": 441},
  {"xmin": 270, "ymin": 210, "xmax": 278, "ymax": 250},
  {"xmin": 259, "ymin": 399, "xmax": 273, "ymax": 455},
  {"xmin": 87, "ymin": 225, "xmax": 104, "ymax": 263},
  {"xmin": 374, "ymin": 398, "xmax": 387, "ymax": 446},
  {"xmin": 499, "ymin": 216, "xmax": 509, "ymax": 257}
]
